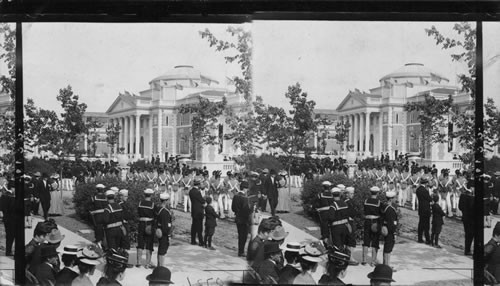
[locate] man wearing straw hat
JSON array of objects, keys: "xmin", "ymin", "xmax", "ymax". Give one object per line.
[
  {"xmin": 278, "ymin": 242, "xmax": 301, "ymax": 284},
  {"xmin": 55, "ymin": 245, "xmax": 80, "ymax": 286},
  {"xmin": 293, "ymin": 242, "xmax": 325, "ymax": 284},
  {"xmin": 137, "ymin": 188, "xmax": 156, "ymax": 269}
]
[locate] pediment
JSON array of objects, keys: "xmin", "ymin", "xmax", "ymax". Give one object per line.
[
  {"xmin": 336, "ymin": 93, "xmax": 366, "ymax": 111},
  {"xmin": 106, "ymin": 95, "xmax": 136, "ymax": 114}
]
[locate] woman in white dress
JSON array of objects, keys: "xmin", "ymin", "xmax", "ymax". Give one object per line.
[
  {"xmin": 276, "ymin": 171, "xmax": 291, "ymax": 213},
  {"xmin": 48, "ymin": 174, "xmax": 64, "ymax": 216}
]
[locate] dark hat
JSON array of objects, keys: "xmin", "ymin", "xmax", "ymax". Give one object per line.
[
  {"xmin": 106, "ymin": 248, "xmax": 128, "ymax": 268},
  {"xmin": 193, "ymin": 178, "xmax": 201, "ymax": 186},
  {"xmin": 34, "ymin": 222, "xmax": 52, "ymax": 235},
  {"xmin": 263, "ymin": 242, "xmax": 282, "ymax": 255},
  {"xmin": 239, "ymin": 181, "xmax": 249, "ymax": 190},
  {"xmin": 40, "ymin": 245, "xmax": 59, "ymax": 258},
  {"xmin": 328, "ymin": 246, "xmax": 350, "ymax": 267},
  {"xmin": 494, "ymin": 222, "xmax": 500, "ymax": 236},
  {"xmin": 367, "ymin": 264, "xmax": 396, "ymax": 282},
  {"xmin": 146, "ymin": 266, "xmax": 174, "ymax": 284},
  {"xmin": 420, "ymin": 178, "xmax": 429, "ymax": 184}
]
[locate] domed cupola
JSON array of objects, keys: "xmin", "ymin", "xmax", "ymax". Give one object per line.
[{"xmin": 379, "ymin": 63, "xmax": 449, "ymax": 84}]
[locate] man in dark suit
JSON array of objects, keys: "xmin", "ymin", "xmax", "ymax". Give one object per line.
[
  {"xmin": 0, "ymin": 180, "xmax": 16, "ymax": 256},
  {"xmin": 189, "ymin": 178, "xmax": 206, "ymax": 247},
  {"xmin": 278, "ymin": 242, "xmax": 301, "ymax": 284},
  {"xmin": 416, "ymin": 178, "xmax": 432, "ymax": 244},
  {"xmin": 232, "ymin": 181, "xmax": 251, "ymax": 257},
  {"xmin": 266, "ymin": 170, "xmax": 279, "ymax": 217},
  {"xmin": 55, "ymin": 246, "xmax": 79, "ymax": 286},
  {"xmin": 204, "ymin": 197, "xmax": 219, "ymax": 250},
  {"xmin": 252, "ymin": 242, "xmax": 282, "ymax": 284},
  {"xmin": 31, "ymin": 172, "xmax": 42, "ymax": 216},
  {"xmin": 459, "ymin": 186, "xmax": 475, "ymax": 256},
  {"xmin": 37, "ymin": 173, "xmax": 51, "ymax": 220},
  {"xmin": 259, "ymin": 169, "xmax": 269, "ymax": 212},
  {"xmin": 35, "ymin": 245, "xmax": 59, "ymax": 286}
]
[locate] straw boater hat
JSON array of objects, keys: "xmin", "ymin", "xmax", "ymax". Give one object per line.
[
  {"xmin": 322, "ymin": 181, "xmax": 332, "ymax": 186},
  {"xmin": 331, "ymin": 187, "xmax": 341, "ymax": 195},
  {"xmin": 160, "ymin": 193, "xmax": 170, "ymax": 200},
  {"xmin": 146, "ymin": 266, "xmax": 174, "ymax": 284},
  {"xmin": 270, "ymin": 226, "xmax": 289, "ymax": 241},
  {"xmin": 34, "ymin": 171, "xmax": 41, "ymax": 177},
  {"xmin": 345, "ymin": 187, "xmax": 355, "ymax": 193},
  {"xmin": 110, "ymin": 186, "xmax": 119, "ymax": 192},
  {"xmin": 144, "ymin": 188, "xmax": 154, "ymax": 195},
  {"xmin": 105, "ymin": 190, "xmax": 116, "ymax": 197},
  {"xmin": 77, "ymin": 245, "xmax": 103, "ymax": 266},
  {"xmin": 119, "ymin": 189, "xmax": 128, "ymax": 196},
  {"xmin": 385, "ymin": 191, "xmax": 397, "ymax": 199},
  {"xmin": 62, "ymin": 245, "xmax": 80, "ymax": 256},
  {"xmin": 299, "ymin": 242, "xmax": 326, "ymax": 263},
  {"xmin": 96, "ymin": 184, "xmax": 105, "ymax": 189},
  {"xmin": 46, "ymin": 228, "xmax": 65, "ymax": 244},
  {"xmin": 370, "ymin": 186, "xmax": 380, "ymax": 192},
  {"xmin": 281, "ymin": 242, "xmax": 302, "ymax": 252},
  {"xmin": 336, "ymin": 184, "xmax": 346, "ymax": 191}
]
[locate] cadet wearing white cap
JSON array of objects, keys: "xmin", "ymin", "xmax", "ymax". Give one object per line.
[
  {"xmin": 118, "ymin": 189, "xmax": 132, "ymax": 258},
  {"xmin": 325, "ymin": 187, "xmax": 350, "ymax": 250},
  {"xmin": 337, "ymin": 184, "xmax": 346, "ymax": 192},
  {"xmin": 316, "ymin": 181, "xmax": 334, "ymax": 242},
  {"xmin": 103, "ymin": 189, "xmax": 127, "ymax": 250},
  {"xmin": 362, "ymin": 186, "xmax": 382, "ymax": 266},
  {"xmin": 110, "ymin": 186, "xmax": 119, "ymax": 192},
  {"xmin": 137, "ymin": 188, "xmax": 156, "ymax": 268},
  {"xmin": 156, "ymin": 192, "xmax": 172, "ymax": 267},
  {"xmin": 91, "ymin": 184, "xmax": 108, "ymax": 247},
  {"xmin": 344, "ymin": 186, "xmax": 359, "ymax": 265},
  {"xmin": 382, "ymin": 191, "xmax": 398, "ymax": 270}
]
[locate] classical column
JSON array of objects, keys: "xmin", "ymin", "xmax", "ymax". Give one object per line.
[
  {"xmin": 135, "ymin": 114, "xmax": 140, "ymax": 159},
  {"xmin": 348, "ymin": 114, "xmax": 353, "ymax": 147},
  {"xmin": 365, "ymin": 111, "xmax": 371, "ymax": 154},
  {"xmin": 353, "ymin": 113, "xmax": 359, "ymax": 151},
  {"xmin": 157, "ymin": 109, "xmax": 163, "ymax": 162},
  {"xmin": 359, "ymin": 113, "xmax": 365, "ymax": 154},
  {"xmin": 148, "ymin": 115, "xmax": 153, "ymax": 159},
  {"xmin": 124, "ymin": 116, "xmax": 129, "ymax": 154},
  {"xmin": 119, "ymin": 117, "xmax": 124, "ymax": 151},
  {"xmin": 84, "ymin": 134, "xmax": 88, "ymax": 153},
  {"xmin": 129, "ymin": 115, "xmax": 135, "ymax": 158},
  {"xmin": 387, "ymin": 108, "xmax": 393, "ymax": 159},
  {"xmin": 379, "ymin": 113, "xmax": 383, "ymax": 156}
]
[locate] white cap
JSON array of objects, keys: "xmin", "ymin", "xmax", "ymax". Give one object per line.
[
  {"xmin": 370, "ymin": 186, "xmax": 380, "ymax": 192},
  {"xmin": 144, "ymin": 188, "xmax": 154, "ymax": 195},
  {"xmin": 160, "ymin": 193, "xmax": 170, "ymax": 200},
  {"xmin": 96, "ymin": 184, "xmax": 105, "ymax": 189},
  {"xmin": 386, "ymin": 191, "xmax": 397, "ymax": 198},
  {"xmin": 119, "ymin": 189, "xmax": 128, "ymax": 196},
  {"xmin": 345, "ymin": 187, "xmax": 355, "ymax": 193},
  {"xmin": 110, "ymin": 186, "xmax": 119, "ymax": 192},
  {"xmin": 331, "ymin": 187, "xmax": 341, "ymax": 194},
  {"xmin": 336, "ymin": 184, "xmax": 346, "ymax": 191},
  {"xmin": 105, "ymin": 190, "xmax": 115, "ymax": 197},
  {"xmin": 322, "ymin": 181, "xmax": 332, "ymax": 186}
]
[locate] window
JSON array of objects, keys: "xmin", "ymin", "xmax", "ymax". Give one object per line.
[
  {"xmin": 383, "ymin": 112, "xmax": 388, "ymax": 124},
  {"xmin": 179, "ymin": 114, "xmax": 190, "ymax": 126},
  {"xmin": 218, "ymin": 124, "xmax": 224, "ymax": 154},
  {"xmin": 396, "ymin": 139, "xmax": 398, "ymax": 146},
  {"xmin": 153, "ymin": 115, "xmax": 158, "ymax": 126},
  {"xmin": 448, "ymin": 122, "xmax": 454, "ymax": 152},
  {"xmin": 396, "ymin": 114, "xmax": 399, "ymax": 124},
  {"xmin": 165, "ymin": 116, "xmax": 169, "ymax": 126}
]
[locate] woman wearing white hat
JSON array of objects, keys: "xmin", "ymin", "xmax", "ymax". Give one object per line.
[
  {"xmin": 71, "ymin": 245, "xmax": 103, "ymax": 286},
  {"xmin": 293, "ymin": 242, "xmax": 325, "ymax": 284}
]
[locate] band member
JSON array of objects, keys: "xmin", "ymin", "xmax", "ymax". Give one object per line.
[
  {"xmin": 136, "ymin": 188, "xmax": 155, "ymax": 269},
  {"xmin": 158, "ymin": 169, "xmax": 168, "ymax": 194},
  {"xmin": 399, "ymin": 167, "xmax": 411, "ymax": 207},
  {"xmin": 375, "ymin": 167, "xmax": 385, "ymax": 190},
  {"xmin": 171, "ymin": 168, "xmax": 182, "ymax": 209},
  {"xmin": 316, "ymin": 181, "xmax": 334, "ymax": 243},
  {"xmin": 344, "ymin": 186, "xmax": 359, "ymax": 266},
  {"xmin": 156, "ymin": 193, "xmax": 173, "ymax": 267},
  {"xmin": 410, "ymin": 169, "xmax": 421, "ymax": 211},
  {"xmin": 102, "ymin": 190, "xmax": 126, "ymax": 250},
  {"xmin": 200, "ymin": 171, "xmax": 210, "ymax": 198},
  {"xmin": 182, "ymin": 170, "xmax": 194, "ymax": 213},
  {"xmin": 210, "ymin": 171, "xmax": 224, "ymax": 216},
  {"xmin": 326, "ymin": 187, "xmax": 349, "ymax": 250},
  {"xmin": 362, "ymin": 186, "xmax": 382, "ymax": 266},
  {"xmin": 90, "ymin": 184, "xmax": 107, "ymax": 248},
  {"xmin": 225, "ymin": 171, "xmax": 240, "ymax": 219},
  {"xmin": 382, "ymin": 191, "xmax": 398, "ymax": 270},
  {"xmin": 118, "ymin": 190, "xmax": 132, "ymax": 263}
]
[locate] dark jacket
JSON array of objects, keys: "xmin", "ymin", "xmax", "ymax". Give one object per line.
[
  {"xmin": 459, "ymin": 192, "xmax": 474, "ymax": 223},
  {"xmin": 253, "ymin": 259, "xmax": 280, "ymax": 284},
  {"xmin": 205, "ymin": 204, "xmax": 218, "ymax": 228},
  {"xmin": 485, "ymin": 238, "xmax": 500, "ymax": 284},
  {"xmin": 432, "ymin": 204, "xmax": 445, "ymax": 226},
  {"xmin": 247, "ymin": 236, "xmax": 265, "ymax": 265},
  {"xmin": 37, "ymin": 179, "xmax": 51, "ymax": 209},
  {"xmin": 416, "ymin": 185, "xmax": 432, "ymax": 216},
  {"xmin": 232, "ymin": 192, "xmax": 251, "ymax": 225},
  {"xmin": 35, "ymin": 262, "xmax": 56, "ymax": 286},
  {"xmin": 278, "ymin": 264, "xmax": 301, "ymax": 284},
  {"xmin": 189, "ymin": 187, "xmax": 205, "ymax": 219},
  {"xmin": 55, "ymin": 267, "xmax": 78, "ymax": 286},
  {"xmin": 263, "ymin": 176, "xmax": 278, "ymax": 203},
  {"xmin": 97, "ymin": 277, "xmax": 121, "ymax": 286}
]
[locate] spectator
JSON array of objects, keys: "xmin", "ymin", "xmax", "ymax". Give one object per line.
[
  {"xmin": 247, "ymin": 219, "xmax": 274, "ymax": 266},
  {"xmin": 204, "ymin": 197, "xmax": 219, "ymax": 250},
  {"xmin": 485, "ymin": 222, "xmax": 500, "ymax": 285},
  {"xmin": 318, "ymin": 246, "xmax": 351, "ymax": 285},
  {"xmin": 252, "ymin": 242, "xmax": 282, "ymax": 284},
  {"xmin": 278, "ymin": 242, "xmax": 301, "ymax": 284},
  {"xmin": 72, "ymin": 245, "xmax": 102, "ymax": 286},
  {"xmin": 368, "ymin": 264, "xmax": 395, "ymax": 286},
  {"xmin": 293, "ymin": 242, "xmax": 324, "ymax": 284},
  {"xmin": 55, "ymin": 245, "xmax": 79, "ymax": 286},
  {"xmin": 26, "ymin": 222, "xmax": 52, "ymax": 284},
  {"xmin": 35, "ymin": 246, "xmax": 59, "ymax": 286},
  {"xmin": 97, "ymin": 249, "xmax": 129, "ymax": 286},
  {"xmin": 146, "ymin": 266, "xmax": 174, "ymax": 285}
]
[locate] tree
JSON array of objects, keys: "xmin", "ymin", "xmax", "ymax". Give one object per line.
[
  {"xmin": 86, "ymin": 120, "xmax": 103, "ymax": 157},
  {"xmin": 178, "ymin": 96, "xmax": 227, "ymax": 160},
  {"xmin": 404, "ymin": 94, "xmax": 454, "ymax": 158},
  {"xmin": 485, "ymin": 98, "xmax": 500, "ymax": 151},
  {"xmin": 334, "ymin": 120, "xmax": 351, "ymax": 152},
  {"xmin": 425, "ymin": 22, "xmax": 476, "ymax": 165},
  {"xmin": 200, "ymin": 26, "xmax": 262, "ymax": 160},
  {"xmin": 0, "ymin": 24, "xmax": 15, "ymax": 169},
  {"xmin": 106, "ymin": 123, "xmax": 121, "ymax": 155},
  {"xmin": 24, "ymin": 98, "xmax": 61, "ymax": 154}
]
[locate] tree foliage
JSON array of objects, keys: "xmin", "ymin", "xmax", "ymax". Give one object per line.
[
  {"xmin": 0, "ymin": 24, "xmax": 15, "ymax": 169},
  {"xmin": 178, "ymin": 96, "xmax": 227, "ymax": 159},
  {"xmin": 425, "ymin": 22, "xmax": 477, "ymax": 165},
  {"xmin": 485, "ymin": 98, "xmax": 500, "ymax": 151},
  {"xmin": 334, "ymin": 120, "xmax": 351, "ymax": 152},
  {"xmin": 106, "ymin": 123, "xmax": 121, "ymax": 154}
]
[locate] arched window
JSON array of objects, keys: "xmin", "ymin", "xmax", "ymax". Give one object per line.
[
  {"xmin": 396, "ymin": 114, "xmax": 399, "ymax": 124},
  {"xmin": 165, "ymin": 116, "xmax": 169, "ymax": 126}
]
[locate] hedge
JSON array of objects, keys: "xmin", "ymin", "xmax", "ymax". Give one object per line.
[
  {"xmin": 73, "ymin": 177, "xmax": 163, "ymax": 244},
  {"xmin": 301, "ymin": 173, "xmax": 400, "ymax": 241},
  {"xmin": 25, "ymin": 158, "xmax": 56, "ymax": 176}
]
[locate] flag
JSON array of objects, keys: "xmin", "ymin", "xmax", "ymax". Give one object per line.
[
  {"xmin": 226, "ymin": 76, "xmax": 235, "ymax": 86},
  {"xmin": 430, "ymin": 73, "xmax": 442, "ymax": 83},
  {"xmin": 175, "ymin": 83, "xmax": 183, "ymax": 90},
  {"xmin": 419, "ymin": 77, "xmax": 429, "ymax": 85},
  {"xmin": 404, "ymin": 81, "xmax": 414, "ymax": 88}
]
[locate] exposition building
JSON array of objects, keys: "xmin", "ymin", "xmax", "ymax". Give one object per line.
[
  {"xmin": 316, "ymin": 63, "xmax": 472, "ymax": 170},
  {"xmin": 104, "ymin": 65, "xmax": 244, "ymax": 170}
]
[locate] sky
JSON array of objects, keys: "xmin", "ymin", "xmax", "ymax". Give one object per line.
[
  {"xmin": 484, "ymin": 22, "xmax": 500, "ymax": 106},
  {"xmin": 22, "ymin": 21, "xmax": 499, "ymax": 114}
]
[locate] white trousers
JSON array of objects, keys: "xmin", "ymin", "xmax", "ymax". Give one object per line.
[
  {"xmin": 184, "ymin": 194, "xmax": 191, "ymax": 213},
  {"xmin": 412, "ymin": 191, "xmax": 418, "ymax": 211},
  {"xmin": 218, "ymin": 194, "xmax": 228, "ymax": 218},
  {"xmin": 170, "ymin": 189, "xmax": 179, "ymax": 209}
]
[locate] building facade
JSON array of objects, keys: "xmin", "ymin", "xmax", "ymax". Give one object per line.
[
  {"xmin": 105, "ymin": 65, "xmax": 244, "ymax": 169},
  {"xmin": 320, "ymin": 63, "xmax": 472, "ymax": 170}
]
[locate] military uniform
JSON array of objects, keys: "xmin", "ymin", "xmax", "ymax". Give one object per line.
[
  {"xmin": 103, "ymin": 201, "xmax": 126, "ymax": 250},
  {"xmin": 382, "ymin": 204, "xmax": 397, "ymax": 254},
  {"xmin": 90, "ymin": 192, "xmax": 108, "ymax": 244},
  {"xmin": 326, "ymin": 200, "xmax": 350, "ymax": 249},
  {"xmin": 118, "ymin": 200, "xmax": 132, "ymax": 250},
  {"xmin": 363, "ymin": 197, "xmax": 381, "ymax": 249},
  {"xmin": 137, "ymin": 200, "xmax": 155, "ymax": 252},
  {"xmin": 345, "ymin": 197, "xmax": 356, "ymax": 248},
  {"xmin": 316, "ymin": 190, "xmax": 334, "ymax": 241},
  {"xmin": 156, "ymin": 206, "xmax": 172, "ymax": 256},
  {"xmin": 0, "ymin": 187, "xmax": 16, "ymax": 255}
]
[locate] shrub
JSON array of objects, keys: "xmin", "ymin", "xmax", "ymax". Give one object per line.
[
  {"xmin": 246, "ymin": 154, "xmax": 284, "ymax": 172},
  {"xmin": 73, "ymin": 177, "xmax": 158, "ymax": 244},
  {"xmin": 25, "ymin": 157, "xmax": 56, "ymax": 175},
  {"xmin": 485, "ymin": 156, "xmax": 500, "ymax": 173},
  {"xmin": 301, "ymin": 173, "xmax": 400, "ymax": 241}
]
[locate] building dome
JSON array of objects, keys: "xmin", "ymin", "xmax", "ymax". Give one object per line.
[
  {"xmin": 379, "ymin": 63, "xmax": 449, "ymax": 83},
  {"xmin": 149, "ymin": 65, "xmax": 219, "ymax": 86}
]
